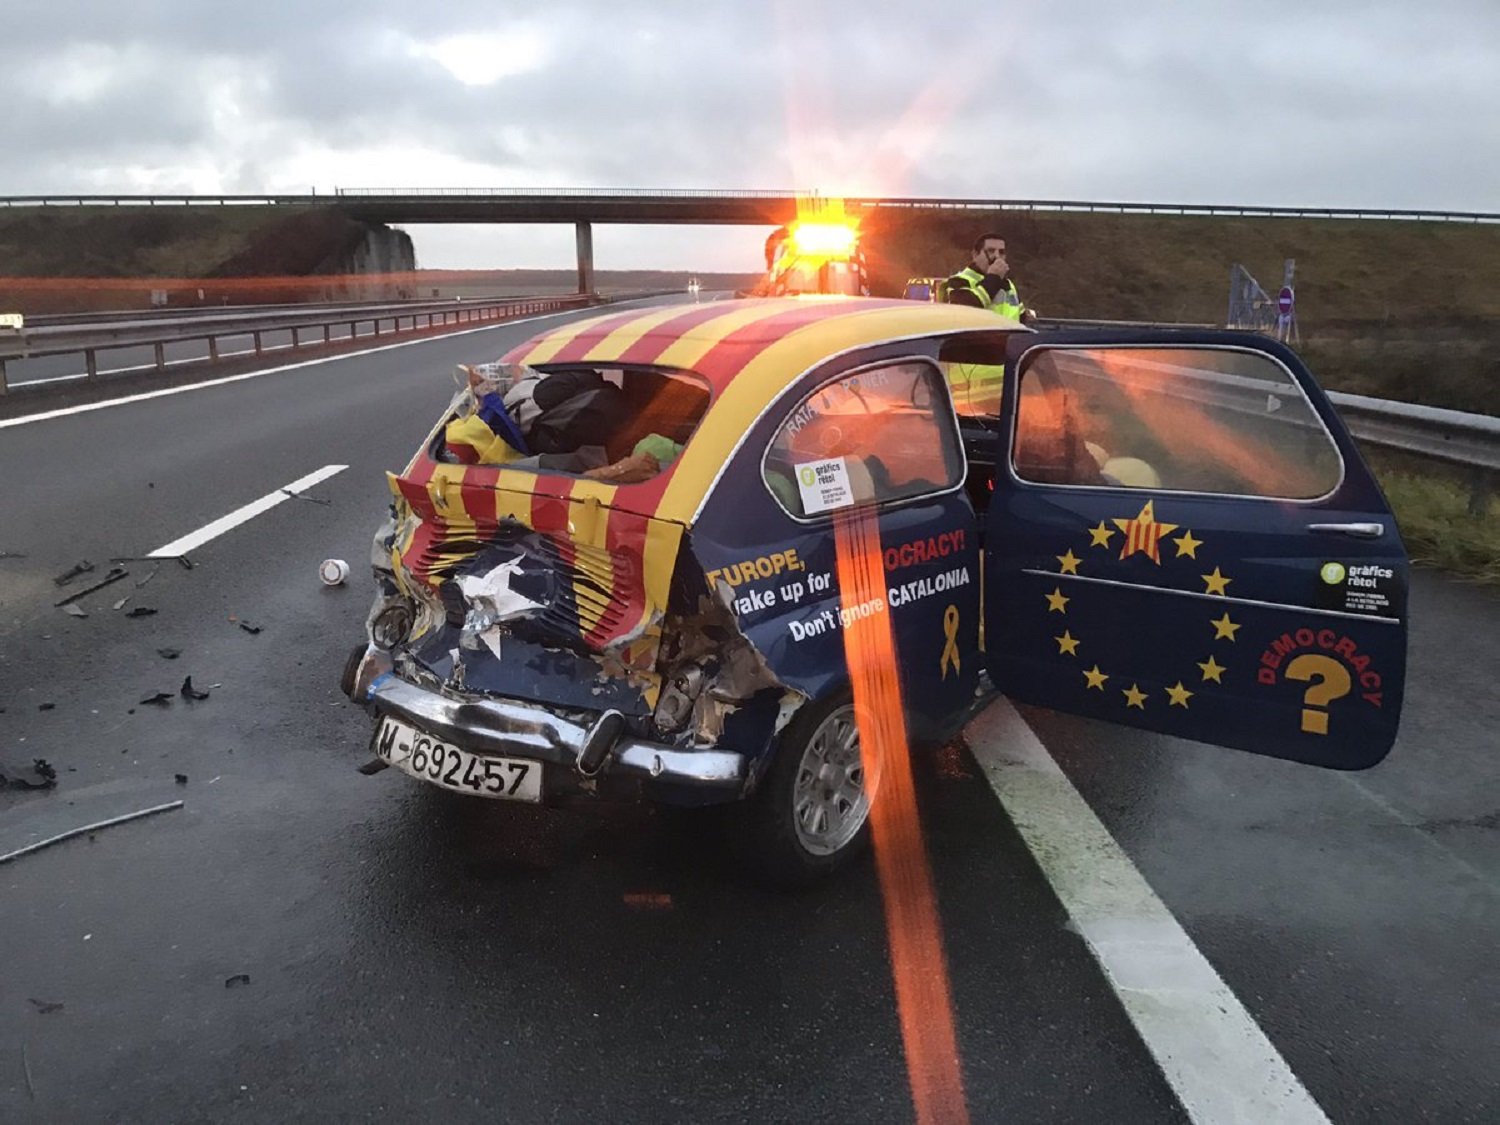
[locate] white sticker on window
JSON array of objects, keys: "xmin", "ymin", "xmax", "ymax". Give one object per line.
[{"xmin": 796, "ymin": 458, "xmax": 854, "ymax": 514}]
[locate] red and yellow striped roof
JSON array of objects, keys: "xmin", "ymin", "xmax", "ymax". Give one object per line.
[{"xmin": 501, "ymin": 297, "xmax": 1007, "ymax": 524}]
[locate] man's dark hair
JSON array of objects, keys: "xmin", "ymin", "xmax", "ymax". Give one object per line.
[{"xmin": 972, "ymin": 232, "xmax": 1005, "ymax": 252}]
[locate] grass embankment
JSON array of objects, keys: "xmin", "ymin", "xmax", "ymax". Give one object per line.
[{"xmin": 1367, "ymin": 451, "xmax": 1500, "ymax": 585}]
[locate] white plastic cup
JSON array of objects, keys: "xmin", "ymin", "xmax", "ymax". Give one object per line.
[{"xmin": 319, "ymin": 558, "xmax": 351, "ymax": 586}]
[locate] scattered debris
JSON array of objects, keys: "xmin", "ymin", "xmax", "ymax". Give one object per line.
[
  {"xmin": 224, "ymin": 974, "xmax": 251, "ymax": 989},
  {"xmin": 27, "ymin": 998, "xmax": 64, "ymax": 1015},
  {"xmin": 135, "ymin": 565, "xmax": 160, "ymax": 588},
  {"xmin": 283, "ymin": 488, "xmax": 332, "ymax": 506},
  {"xmin": 0, "ymin": 759, "xmax": 58, "ymax": 791},
  {"xmin": 232, "ymin": 617, "xmax": 262, "ymax": 635},
  {"xmin": 180, "ymin": 677, "xmax": 210, "ymax": 701},
  {"xmin": 53, "ymin": 560, "xmax": 95, "ymax": 587},
  {"xmin": 0, "ymin": 551, "xmax": 27, "ymax": 560},
  {"xmin": 37, "ymin": 703, "xmax": 55, "ymax": 712},
  {"xmin": 175, "ymin": 773, "xmax": 189, "ymax": 785},
  {"xmin": 112, "ymin": 596, "xmax": 131, "ymax": 611},
  {"xmin": 139, "ymin": 692, "xmax": 174, "ymax": 707},
  {"xmin": 62, "ymin": 604, "xmax": 88, "ymax": 618},
  {"xmin": 111, "ymin": 555, "xmax": 192, "ymax": 570},
  {"xmin": 623, "ymin": 892, "xmax": 673, "ymax": 910},
  {"xmin": 157, "ymin": 647, "xmax": 181, "ymax": 660},
  {"xmin": 126, "ymin": 606, "xmax": 158, "ymax": 618},
  {"xmin": 54, "ymin": 566, "xmax": 129, "ymax": 607},
  {"xmin": 356, "ymin": 758, "xmax": 389, "ymax": 775},
  {"xmin": 0, "ymin": 799, "xmax": 184, "ymax": 865},
  {"xmin": 318, "ymin": 558, "xmax": 350, "ymax": 585}
]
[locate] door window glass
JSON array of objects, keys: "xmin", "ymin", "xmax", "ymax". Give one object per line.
[
  {"xmin": 763, "ymin": 360, "xmax": 964, "ymax": 518},
  {"xmin": 1012, "ymin": 346, "xmax": 1343, "ymax": 499}
]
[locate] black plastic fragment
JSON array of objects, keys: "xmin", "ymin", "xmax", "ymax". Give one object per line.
[
  {"xmin": 54, "ymin": 566, "xmax": 129, "ymax": 607},
  {"xmin": 181, "ymin": 677, "xmax": 210, "ymax": 701},
  {"xmin": 27, "ymin": 998, "xmax": 64, "ymax": 1014},
  {"xmin": 356, "ymin": 758, "xmax": 390, "ymax": 775},
  {"xmin": 224, "ymin": 974, "xmax": 251, "ymax": 989},
  {"xmin": 175, "ymin": 773, "xmax": 189, "ymax": 785},
  {"xmin": 126, "ymin": 607, "xmax": 158, "ymax": 618},
  {"xmin": 236, "ymin": 620, "xmax": 262, "ymax": 635},
  {"xmin": 157, "ymin": 647, "xmax": 181, "ymax": 660},
  {"xmin": 53, "ymin": 560, "xmax": 95, "ymax": 586},
  {"xmin": 140, "ymin": 692, "xmax": 173, "ymax": 707}
]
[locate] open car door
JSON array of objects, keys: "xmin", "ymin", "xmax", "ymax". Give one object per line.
[{"xmin": 983, "ymin": 329, "xmax": 1407, "ymax": 770}]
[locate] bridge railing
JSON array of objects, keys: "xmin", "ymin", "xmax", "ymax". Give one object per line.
[{"xmin": 3, "ymin": 192, "xmax": 1496, "ymax": 225}]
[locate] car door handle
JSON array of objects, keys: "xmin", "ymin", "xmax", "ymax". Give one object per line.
[{"xmin": 1307, "ymin": 522, "xmax": 1385, "ymax": 539}]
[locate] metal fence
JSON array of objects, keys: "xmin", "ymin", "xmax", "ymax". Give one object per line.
[
  {"xmin": 3, "ymin": 191, "xmax": 1496, "ymax": 225},
  {"xmin": 0, "ymin": 294, "xmax": 596, "ymax": 394}
]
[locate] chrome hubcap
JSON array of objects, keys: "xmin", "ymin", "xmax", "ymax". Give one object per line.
[{"xmin": 791, "ymin": 705, "xmax": 869, "ymax": 856}]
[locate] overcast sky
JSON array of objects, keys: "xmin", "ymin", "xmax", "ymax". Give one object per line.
[{"xmin": 4, "ymin": 1, "xmax": 1497, "ymax": 270}]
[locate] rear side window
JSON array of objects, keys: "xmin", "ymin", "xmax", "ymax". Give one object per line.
[
  {"xmin": 1012, "ymin": 346, "xmax": 1343, "ymax": 499},
  {"xmin": 762, "ymin": 360, "xmax": 964, "ymax": 519}
]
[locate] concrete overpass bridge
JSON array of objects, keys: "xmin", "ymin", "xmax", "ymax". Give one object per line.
[{"xmin": 4, "ymin": 189, "xmax": 1493, "ymax": 292}]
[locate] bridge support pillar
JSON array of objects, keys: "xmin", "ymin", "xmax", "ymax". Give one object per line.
[{"xmin": 575, "ymin": 222, "xmax": 595, "ymax": 295}]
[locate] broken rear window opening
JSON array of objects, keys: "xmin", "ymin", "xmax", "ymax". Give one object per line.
[{"xmin": 435, "ymin": 362, "xmax": 712, "ymax": 484}]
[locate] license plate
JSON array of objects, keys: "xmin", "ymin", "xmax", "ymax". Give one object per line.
[{"xmin": 372, "ymin": 716, "xmax": 542, "ymax": 802}]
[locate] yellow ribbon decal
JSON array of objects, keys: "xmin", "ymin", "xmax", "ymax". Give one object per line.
[{"xmin": 940, "ymin": 604, "xmax": 961, "ymax": 679}]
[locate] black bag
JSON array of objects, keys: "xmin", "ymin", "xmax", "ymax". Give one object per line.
[
  {"xmin": 528, "ymin": 384, "xmax": 626, "ymax": 454},
  {"xmin": 532, "ymin": 369, "xmax": 605, "ymax": 412}
]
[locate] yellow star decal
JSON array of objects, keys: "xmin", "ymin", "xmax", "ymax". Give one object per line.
[
  {"xmin": 1166, "ymin": 681, "xmax": 1194, "ymax": 708},
  {"xmin": 1210, "ymin": 612, "xmax": 1240, "ymax": 641},
  {"xmin": 1197, "ymin": 655, "xmax": 1227, "ymax": 683},
  {"xmin": 1201, "ymin": 567, "xmax": 1232, "ymax": 595},
  {"xmin": 1113, "ymin": 500, "xmax": 1178, "ymax": 565},
  {"xmin": 1088, "ymin": 521, "xmax": 1116, "ymax": 548},
  {"xmin": 1083, "ymin": 665, "xmax": 1109, "ymax": 690},
  {"xmin": 1045, "ymin": 587, "xmax": 1069, "ymax": 613},
  {"xmin": 1172, "ymin": 530, "xmax": 1203, "ymax": 558},
  {"xmin": 1057, "ymin": 549, "xmax": 1081, "ymax": 575},
  {"xmin": 1054, "ymin": 631, "xmax": 1080, "ymax": 655},
  {"xmin": 1122, "ymin": 683, "xmax": 1147, "ymax": 709}
]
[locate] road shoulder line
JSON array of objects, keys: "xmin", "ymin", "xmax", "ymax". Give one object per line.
[{"xmin": 964, "ymin": 698, "xmax": 1328, "ymax": 1124}]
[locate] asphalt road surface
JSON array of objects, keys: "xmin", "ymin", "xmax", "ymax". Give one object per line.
[{"xmin": 2, "ymin": 302, "xmax": 1496, "ymax": 1122}]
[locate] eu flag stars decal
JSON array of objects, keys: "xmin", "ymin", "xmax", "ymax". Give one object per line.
[{"xmin": 1044, "ymin": 498, "xmax": 1238, "ymax": 713}]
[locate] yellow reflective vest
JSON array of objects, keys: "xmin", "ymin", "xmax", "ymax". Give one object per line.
[{"xmin": 948, "ymin": 266, "xmax": 1025, "ymax": 322}]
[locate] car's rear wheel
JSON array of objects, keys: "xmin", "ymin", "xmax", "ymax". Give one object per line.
[{"xmin": 730, "ymin": 694, "xmax": 874, "ymax": 887}]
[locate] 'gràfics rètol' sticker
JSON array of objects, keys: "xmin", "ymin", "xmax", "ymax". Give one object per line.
[{"xmin": 1315, "ymin": 560, "xmax": 1405, "ymax": 617}]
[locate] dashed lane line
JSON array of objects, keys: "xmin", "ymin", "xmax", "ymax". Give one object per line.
[
  {"xmin": 148, "ymin": 464, "xmax": 347, "ymax": 559},
  {"xmin": 964, "ymin": 698, "xmax": 1329, "ymax": 1125}
]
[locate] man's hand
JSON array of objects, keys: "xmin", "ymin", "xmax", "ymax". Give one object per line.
[{"xmin": 983, "ymin": 252, "xmax": 1010, "ymax": 278}]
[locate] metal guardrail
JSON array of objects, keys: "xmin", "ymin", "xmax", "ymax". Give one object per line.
[
  {"xmin": 2, "ymin": 192, "xmax": 1496, "ymax": 225},
  {"xmin": 0, "ymin": 294, "xmax": 596, "ymax": 393},
  {"xmin": 3, "ymin": 296, "xmax": 1495, "ymax": 510}
]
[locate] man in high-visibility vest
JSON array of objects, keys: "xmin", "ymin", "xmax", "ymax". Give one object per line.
[
  {"xmin": 942, "ymin": 232, "xmax": 1035, "ymax": 323},
  {"xmin": 941, "ymin": 232, "xmax": 1035, "ymax": 414}
]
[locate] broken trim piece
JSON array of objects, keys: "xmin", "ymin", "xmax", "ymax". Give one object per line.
[{"xmin": 0, "ymin": 801, "xmax": 185, "ymax": 865}]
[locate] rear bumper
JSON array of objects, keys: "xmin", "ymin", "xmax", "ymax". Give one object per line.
[{"xmin": 346, "ymin": 646, "xmax": 746, "ymax": 794}]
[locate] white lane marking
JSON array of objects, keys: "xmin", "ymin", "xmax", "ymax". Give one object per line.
[
  {"xmin": 149, "ymin": 464, "xmax": 347, "ymax": 558},
  {"xmin": 964, "ymin": 698, "xmax": 1329, "ymax": 1125},
  {"xmin": 0, "ymin": 305, "xmax": 597, "ymax": 431}
]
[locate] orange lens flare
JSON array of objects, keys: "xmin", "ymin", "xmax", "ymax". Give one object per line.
[
  {"xmin": 832, "ymin": 507, "xmax": 970, "ymax": 1125},
  {"xmin": 786, "ymin": 220, "xmax": 859, "ymax": 259}
]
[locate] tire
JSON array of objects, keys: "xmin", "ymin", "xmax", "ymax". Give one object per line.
[{"xmin": 729, "ymin": 693, "xmax": 873, "ymax": 888}]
